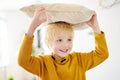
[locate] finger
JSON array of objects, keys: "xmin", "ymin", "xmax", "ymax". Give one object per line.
[
  {"xmin": 34, "ymin": 8, "xmax": 45, "ymax": 16},
  {"xmin": 37, "ymin": 7, "xmax": 45, "ymax": 11}
]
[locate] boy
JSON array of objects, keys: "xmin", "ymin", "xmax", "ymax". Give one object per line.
[{"xmin": 18, "ymin": 7, "xmax": 109, "ymax": 80}]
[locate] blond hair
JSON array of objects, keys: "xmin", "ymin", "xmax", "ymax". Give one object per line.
[{"xmin": 45, "ymin": 22, "xmax": 74, "ymax": 47}]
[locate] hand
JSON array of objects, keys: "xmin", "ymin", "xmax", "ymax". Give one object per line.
[
  {"xmin": 27, "ymin": 7, "xmax": 47, "ymax": 37},
  {"xmin": 31, "ymin": 7, "xmax": 47, "ymax": 29},
  {"xmin": 86, "ymin": 12, "xmax": 101, "ymax": 34}
]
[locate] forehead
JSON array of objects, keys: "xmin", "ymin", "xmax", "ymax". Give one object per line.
[
  {"xmin": 56, "ymin": 32, "xmax": 73, "ymax": 38},
  {"xmin": 54, "ymin": 28, "xmax": 73, "ymax": 36},
  {"xmin": 45, "ymin": 22, "xmax": 74, "ymax": 40}
]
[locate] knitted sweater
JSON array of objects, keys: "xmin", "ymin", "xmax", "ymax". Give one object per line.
[{"xmin": 18, "ymin": 31, "xmax": 109, "ymax": 80}]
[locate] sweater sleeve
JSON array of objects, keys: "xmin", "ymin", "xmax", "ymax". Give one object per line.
[
  {"xmin": 18, "ymin": 34, "xmax": 43, "ymax": 76},
  {"xmin": 77, "ymin": 31, "xmax": 109, "ymax": 71}
]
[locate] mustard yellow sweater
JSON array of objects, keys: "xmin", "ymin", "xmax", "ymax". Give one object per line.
[{"xmin": 18, "ymin": 32, "xmax": 109, "ymax": 80}]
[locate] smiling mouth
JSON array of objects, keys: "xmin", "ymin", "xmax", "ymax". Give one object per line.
[{"xmin": 59, "ymin": 49, "xmax": 68, "ymax": 53}]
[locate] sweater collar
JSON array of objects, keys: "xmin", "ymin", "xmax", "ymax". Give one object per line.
[{"xmin": 51, "ymin": 53, "xmax": 69, "ymax": 64}]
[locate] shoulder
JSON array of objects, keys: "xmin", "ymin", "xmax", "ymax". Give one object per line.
[
  {"xmin": 34, "ymin": 54, "xmax": 52, "ymax": 63},
  {"xmin": 69, "ymin": 52, "xmax": 83, "ymax": 59},
  {"xmin": 70, "ymin": 51, "xmax": 82, "ymax": 55},
  {"xmin": 37, "ymin": 54, "xmax": 52, "ymax": 59}
]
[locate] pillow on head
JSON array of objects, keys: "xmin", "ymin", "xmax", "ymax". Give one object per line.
[{"xmin": 20, "ymin": 3, "xmax": 94, "ymax": 30}]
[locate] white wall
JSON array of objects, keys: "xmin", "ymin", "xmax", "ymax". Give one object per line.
[
  {"xmin": 91, "ymin": 4, "xmax": 120, "ymax": 80},
  {"xmin": 0, "ymin": 0, "xmax": 120, "ymax": 80}
]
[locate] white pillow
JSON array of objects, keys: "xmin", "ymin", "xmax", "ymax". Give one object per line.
[{"xmin": 20, "ymin": 3, "xmax": 94, "ymax": 29}]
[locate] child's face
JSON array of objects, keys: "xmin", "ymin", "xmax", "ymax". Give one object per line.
[{"xmin": 50, "ymin": 31, "xmax": 73, "ymax": 58}]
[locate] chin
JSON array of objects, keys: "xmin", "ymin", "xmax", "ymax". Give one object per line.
[
  {"xmin": 59, "ymin": 53, "xmax": 68, "ymax": 57},
  {"xmin": 58, "ymin": 50, "xmax": 71, "ymax": 57}
]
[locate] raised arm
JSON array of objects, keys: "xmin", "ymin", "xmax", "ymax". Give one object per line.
[
  {"xmin": 27, "ymin": 7, "xmax": 46, "ymax": 37},
  {"xmin": 18, "ymin": 7, "xmax": 46, "ymax": 76},
  {"xmin": 78, "ymin": 12, "xmax": 109, "ymax": 70},
  {"xmin": 86, "ymin": 12, "xmax": 101, "ymax": 34}
]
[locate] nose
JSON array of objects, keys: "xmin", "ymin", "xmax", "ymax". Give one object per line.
[{"xmin": 62, "ymin": 42, "xmax": 70, "ymax": 49}]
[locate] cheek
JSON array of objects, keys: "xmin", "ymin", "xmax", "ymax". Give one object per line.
[
  {"xmin": 69, "ymin": 44, "xmax": 73, "ymax": 49},
  {"xmin": 55, "ymin": 44, "xmax": 62, "ymax": 50},
  {"xmin": 68, "ymin": 42, "xmax": 73, "ymax": 51},
  {"xmin": 52, "ymin": 44, "xmax": 60, "ymax": 52}
]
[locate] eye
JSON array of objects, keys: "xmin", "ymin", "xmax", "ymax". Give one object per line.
[
  {"xmin": 68, "ymin": 39, "xmax": 72, "ymax": 41},
  {"xmin": 57, "ymin": 39, "xmax": 62, "ymax": 42}
]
